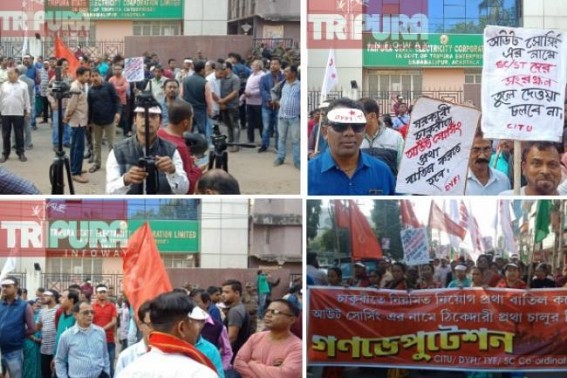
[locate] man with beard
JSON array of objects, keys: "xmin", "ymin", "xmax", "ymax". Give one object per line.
[
  {"xmin": 160, "ymin": 79, "xmax": 180, "ymax": 127},
  {"xmin": 465, "ymin": 129, "xmax": 510, "ymax": 195},
  {"xmin": 500, "ymin": 141, "xmax": 563, "ymax": 195}
]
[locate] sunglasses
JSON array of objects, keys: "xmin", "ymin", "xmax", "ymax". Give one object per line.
[
  {"xmin": 327, "ymin": 122, "xmax": 366, "ymax": 133},
  {"xmin": 265, "ymin": 309, "xmax": 294, "ymax": 317},
  {"xmin": 80, "ymin": 310, "xmax": 95, "ymax": 315}
]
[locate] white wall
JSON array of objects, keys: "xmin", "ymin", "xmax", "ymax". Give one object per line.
[
  {"xmin": 200, "ymin": 199, "xmax": 249, "ymax": 268},
  {"xmin": 307, "ymin": 48, "xmax": 363, "ymax": 99},
  {"xmin": 184, "ymin": 0, "xmax": 228, "ymax": 35},
  {"xmin": 0, "ymin": 257, "xmax": 46, "ymax": 295}
]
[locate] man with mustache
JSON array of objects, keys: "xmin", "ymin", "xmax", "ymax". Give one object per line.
[{"xmin": 465, "ymin": 129, "xmax": 510, "ymax": 195}]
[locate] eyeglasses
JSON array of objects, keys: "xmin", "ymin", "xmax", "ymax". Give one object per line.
[
  {"xmin": 327, "ymin": 122, "xmax": 366, "ymax": 134},
  {"xmin": 80, "ymin": 310, "xmax": 95, "ymax": 315},
  {"xmin": 265, "ymin": 309, "xmax": 294, "ymax": 317}
]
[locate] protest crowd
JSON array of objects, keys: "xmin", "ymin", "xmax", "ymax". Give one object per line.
[
  {"xmin": 0, "ymin": 41, "xmax": 301, "ymax": 194},
  {"xmin": 307, "ymin": 95, "xmax": 567, "ymax": 196},
  {"xmin": 0, "ymin": 273, "xmax": 303, "ymax": 378}
]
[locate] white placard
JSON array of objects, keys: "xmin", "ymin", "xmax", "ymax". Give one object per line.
[
  {"xmin": 481, "ymin": 25, "xmax": 567, "ymax": 141},
  {"xmin": 396, "ymin": 97, "xmax": 481, "ymax": 195},
  {"xmin": 124, "ymin": 57, "xmax": 144, "ymax": 82},
  {"xmin": 401, "ymin": 227, "xmax": 430, "ymax": 266}
]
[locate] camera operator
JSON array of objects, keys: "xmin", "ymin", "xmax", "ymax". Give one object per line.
[
  {"xmin": 157, "ymin": 99, "xmax": 202, "ymax": 194},
  {"xmin": 105, "ymin": 102, "xmax": 189, "ymax": 194},
  {"xmin": 196, "ymin": 169, "xmax": 240, "ymax": 194}
]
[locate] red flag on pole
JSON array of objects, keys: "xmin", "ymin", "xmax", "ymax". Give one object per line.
[
  {"xmin": 332, "ymin": 200, "xmax": 350, "ymax": 228},
  {"xmin": 400, "ymin": 200, "xmax": 421, "ymax": 228},
  {"xmin": 429, "ymin": 201, "xmax": 467, "ymax": 240},
  {"xmin": 54, "ymin": 35, "xmax": 80, "ymax": 78},
  {"xmin": 348, "ymin": 201, "xmax": 383, "ymax": 260},
  {"xmin": 123, "ymin": 222, "xmax": 172, "ymax": 314}
]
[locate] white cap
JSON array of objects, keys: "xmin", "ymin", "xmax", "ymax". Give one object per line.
[
  {"xmin": 505, "ymin": 263, "xmax": 519, "ymax": 270},
  {"xmin": 184, "ymin": 59, "xmax": 193, "ymax": 64},
  {"xmin": 327, "ymin": 108, "xmax": 366, "ymax": 124},
  {"xmin": 134, "ymin": 106, "xmax": 162, "ymax": 114},
  {"xmin": 354, "ymin": 261, "xmax": 366, "ymax": 268},
  {"xmin": 188, "ymin": 307, "xmax": 208, "ymax": 321},
  {"xmin": 454, "ymin": 265, "xmax": 467, "ymax": 271},
  {"xmin": 96, "ymin": 286, "xmax": 108, "ymax": 292},
  {"xmin": 1, "ymin": 279, "xmax": 16, "ymax": 286},
  {"xmin": 44, "ymin": 290, "xmax": 54, "ymax": 296}
]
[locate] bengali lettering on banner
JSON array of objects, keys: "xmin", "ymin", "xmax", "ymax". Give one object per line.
[
  {"xmin": 481, "ymin": 26, "xmax": 567, "ymax": 141},
  {"xmin": 308, "ymin": 287, "xmax": 567, "ymax": 371},
  {"xmin": 396, "ymin": 97, "xmax": 481, "ymax": 195},
  {"xmin": 124, "ymin": 57, "xmax": 145, "ymax": 82},
  {"xmin": 401, "ymin": 227, "xmax": 430, "ymax": 266}
]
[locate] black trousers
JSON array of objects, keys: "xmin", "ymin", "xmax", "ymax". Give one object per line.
[
  {"xmin": 41, "ymin": 96, "xmax": 50, "ymax": 122},
  {"xmin": 246, "ymin": 104, "xmax": 262, "ymax": 143},
  {"xmin": 40, "ymin": 353, "xmax": 53, "ymax": 378},
  {"xmin": 1, "ymin": 115, "xmax": 25, "ymax": 157}
]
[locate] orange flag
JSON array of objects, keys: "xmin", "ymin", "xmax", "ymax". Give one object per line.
[
  {"xmin": 348, "ymin": 201, "xmax": 383, "ymax": 260},
  {"xmin": 123, "ymin": 222, "xmax": 172, "ymax": 314},
  {"xmin": 400, "ymin": 200, "xmax": 421, "ymax": 228},
  {"xmin": 332, "ymin": 200, "xmax": 350, "ymax": 228},
  {"xmin": 428, "ymin": 201, "xmax": 467, "ymax": 240},
  {"xmin": 54, "ymin": 35, "xmax": 80, "ymax": 78}
]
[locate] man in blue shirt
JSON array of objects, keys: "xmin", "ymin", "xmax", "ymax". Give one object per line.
[
  {"xmin": 308, "ymin": 98, "xmax": 396, "ymax": 195},
  {"xmin": 55, "ymin": 301, "xmax": 110, "ymax": 378}
]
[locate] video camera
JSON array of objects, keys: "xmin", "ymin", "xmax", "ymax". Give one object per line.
[
  {"xmin": 135, "ymin": 91, "xmax": 160, "ymax": 194},
  {"xmin": 48, "ymin": 66, "xmax": 72, "ymax": 100}
]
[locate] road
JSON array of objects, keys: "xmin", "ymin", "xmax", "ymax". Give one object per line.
[{"xmin": 1, "ymin": 120, "xmax": 300, "ymax": 195}]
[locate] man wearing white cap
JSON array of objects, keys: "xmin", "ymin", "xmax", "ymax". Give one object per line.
[
  {"xmin": 0, "ymin": 276, "xmax": 36, "ymax": 378},
  {"xmin": 308, "ymin": 97, "xmax": 396, "ymax": 195},
  {"xmin": 447, "ymin": 264, "xmax": 472, "ymax": 288},
  {"xmin": 105, "ymin": 101, "xmax": 189, "ymax": 194},
  {"xmin": 116, "ymin": 292, "xmax": 218, "ymax": 378},
  {"xmin": 37, "ymin": 289, "xmax": 60, "ymax": 378},
  {"xmin": 176, "ymin": 58, "xmax": 194, "ymax": 84}
]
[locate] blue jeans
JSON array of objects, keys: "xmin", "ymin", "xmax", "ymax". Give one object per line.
[
  {"xmin": 52, "ymin": 110, "xmax": 71, "ymax": 146},
  {"xmin": 107, "ymin": 342, "xmax": 115, "ymax": 377},
  {"xmin": 257, "ymin": 293, "xmax": 268, "ymax": 319},
  {"xmin": 70, "ymin": 127, "xmax": 85, "ymax": 175},
  {"xmin": 276, "ymin": 116, "xmax": 300, "ymax": 167},
  {"xmin": 2, "ymin": 349, "xmax": 23, "ymax": 378},
  {"xmin": 261, "ymin": 107, "xmax": 278, "ymax": 148},
  {"xmin": 206, "ymin": 117, "xmax": 213, "ymax": 146},
  {"xmin": 192, "ymin": 108, "xmax": 208, "ymax": 136}
]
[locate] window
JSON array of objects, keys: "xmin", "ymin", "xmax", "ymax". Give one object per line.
[
  {"xmin": 133, "ymin": 21, "xmax": 181, "ymax": 36},
  {"xmin": 366, "ymin": 70, "xmax": 423, "ymax": 95},
  {"xmin": 464, "ymin": 68, "xmax": 482, "ymax": 84},
  {"xmin": 162, "ymin": 254, "xmax": 194, "ymax": 268}
]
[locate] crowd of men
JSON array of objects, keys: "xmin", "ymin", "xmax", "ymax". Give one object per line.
[
  {"xmin": 307, "ymin": 95, "xmax": 567, "ymax": 196},
  {"xmin": 0, "ymin": 276, "xmax": 302, "ymax": 378},
  {"xmin": 0, "ymin": 49, "xmax": 301, "ymax": 194}
]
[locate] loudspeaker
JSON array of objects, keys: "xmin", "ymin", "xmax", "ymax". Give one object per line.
[
  {"xmin": 34, "ymin": 263, "xmax": 41, "ymax": 271},
  {"xmin": 350, "ymin": 80, "xmax": 359, "ymax": 89}
]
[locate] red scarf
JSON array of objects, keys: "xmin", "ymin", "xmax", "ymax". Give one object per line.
[{"xmin": 148, "ymin": 332, "xmax": 216, "ymax": 373}]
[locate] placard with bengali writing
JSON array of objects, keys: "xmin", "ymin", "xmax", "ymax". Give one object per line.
[
  {"xmin": 124, "ymin": 57, "xmax": 144, "ymax": 82},
  {"xmin": 308, "ymin": 287, "xmax": 567, "ymax": 371},
  {"xmin": 401, "ymin": 227, "xmax": 430, "ymax": 266},
  {"xmin": 396, "ymin": 97, "xmax": 481, "ymax": 195},
  {"xmin": 481, "ymin": 25, "xmax": 567, "ymax": 142}
]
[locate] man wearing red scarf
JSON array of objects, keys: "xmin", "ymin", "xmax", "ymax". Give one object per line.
[{"xmin": 116, "ymin": 292, "xmax": 218, "ymax": 377}]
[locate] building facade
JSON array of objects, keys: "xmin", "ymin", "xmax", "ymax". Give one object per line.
[{"xmin": 307, "ymin": 0, "xmax": 566, "ymax": 111}]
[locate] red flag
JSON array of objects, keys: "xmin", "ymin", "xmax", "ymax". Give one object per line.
[
  {"xmin": 54, "ymin": 35, "xmax": 80, "ymax": 78},
  {"xmin": 429, "ymin": 201, "xmax": 467, "ymax": 240},
  {"xmin": 400, "ymin": 200, "xmax": 421, "ymax": 228},
  {"xmin": 332, "ymin": 200, "xmax": 350, "ymax": 228},
  {"xmin": 123, "ymin": 222, "xmax": 172, "ymax": 314},
  {"xmin": 348, "ymin": 201, "xmax": 383, "ymax": 260}
]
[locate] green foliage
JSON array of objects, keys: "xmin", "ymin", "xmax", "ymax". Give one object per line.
[{"xmin": 371, "ymin": 200, "xmax": 403, "ymax": 262}]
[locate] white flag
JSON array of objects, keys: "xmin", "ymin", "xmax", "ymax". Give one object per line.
[
  {"xmin": 499, "ymin": 200, "xmax": 518, "ymax": 256},
  {"xmin": 0, "ymin": 253, "xmax": 17, "ymax": 282},
  {"xmin": 321, "ymin": 49, "xmax": 338, "ymax": 101}
]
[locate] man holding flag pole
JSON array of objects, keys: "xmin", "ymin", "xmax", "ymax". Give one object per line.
[{"xmin": 311, "ymin": 49, "xmax": 338, "ymax": 158}]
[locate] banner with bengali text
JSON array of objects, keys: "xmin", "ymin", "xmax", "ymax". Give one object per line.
[
  {"xmin": 481, "ymin": 26, "xmax": 567, "ymax": 142},
  {"xmin": 396, "ymin": 97, "xmax": 481, "ymax": 195},
  {"xmin": 308, "ymin": 287, "xmax": 567, "ymax": 371}
]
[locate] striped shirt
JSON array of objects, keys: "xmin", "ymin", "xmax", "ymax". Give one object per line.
[
  {"xmin": 278, "ymin": 79, "xmax": 300, "ymax": 118},
  {"xmin": 55, "ymin": 324, "xmax": 110, "ymax": 378},
  {"xmin": 39, "ymin": 306, "xmax": 59, "ymax": 355}
]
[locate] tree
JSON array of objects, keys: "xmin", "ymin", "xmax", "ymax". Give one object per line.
[
  {"xmin": 306, "ymin": 200, "xmax": 322, "ymax": 240},
  {"xmin": 371, "ymin": 200, "xmax": 403, "ymax": 262}
]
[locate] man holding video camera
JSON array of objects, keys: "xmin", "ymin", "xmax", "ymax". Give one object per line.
[{"xmin": 105, "ymin": 99, "xmax": 189, "ymax": 194}]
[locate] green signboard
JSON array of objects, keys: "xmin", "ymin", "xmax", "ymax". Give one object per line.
[
  {"xmin": 45, "ymin": 0, "xmax": 183, "ymax": 20},
  {"xmin": 363, "ymin": 33, "xmax": 483, "ymax": 68},
  {"xmin": 128, "ymin": 220, "xmax": 199, "ymax": 253}
]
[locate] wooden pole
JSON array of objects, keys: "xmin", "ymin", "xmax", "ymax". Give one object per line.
[{"xmin": 513, "ymin": 140, "xmax": 521, "ymax": 195}]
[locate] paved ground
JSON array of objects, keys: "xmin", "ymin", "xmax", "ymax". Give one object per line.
[{"xmin": 1, "ymin": 119, "xmax": 300, "ymax": 195}]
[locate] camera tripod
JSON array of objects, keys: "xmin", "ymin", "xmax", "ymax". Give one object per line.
[{"xmin": 49, "ymin": 72, "xmax": 74, "ymax": 194}]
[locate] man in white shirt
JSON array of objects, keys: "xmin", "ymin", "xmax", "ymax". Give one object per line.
[
  {"xmin": 116, "ymin": 292, "xmax": 218, "ymax": 378},
  {"xmin": 105, "ymin": 103, "xmax": 189, "ymax": 194},
  {"xmin": 115, "ymin": 301, "xmax": 151, "ymax": 375},
  {"xmin": 466, "ymin": 129, "xmax": 511, "ymax": 195},
  {"xmin": 0, "ymin": 67, "xmax": 30, "ymax": 162}
]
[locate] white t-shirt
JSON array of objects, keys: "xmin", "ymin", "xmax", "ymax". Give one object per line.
[{"xmin": 116, "ymin": 347, "xmax": 218, "ymax": 378}]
